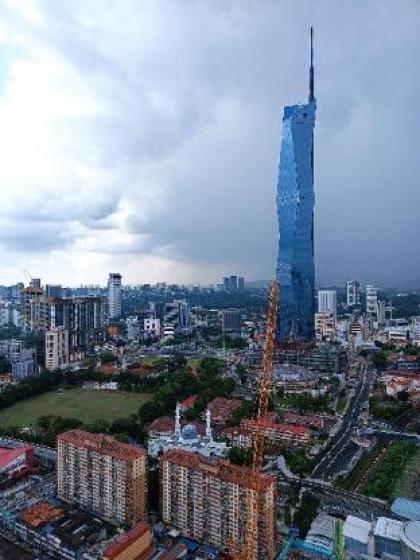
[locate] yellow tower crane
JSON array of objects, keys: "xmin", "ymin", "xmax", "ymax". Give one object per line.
[{"xmin": 232, "ymin": 280, "xmax": 279, "ymax": 560}]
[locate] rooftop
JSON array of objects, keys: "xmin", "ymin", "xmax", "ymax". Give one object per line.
[
  {"xmin": 0, "ymin": 445, "xmax": 33, "ymax": 469},
  {"xmin": 344, "ymin": 516, "xmax": 372, "ymax": 544},
  {"xmin": 374, "ymin": 517, "xmax": 403, "ymax": 541},
  {"xmin": 161, "ymin": 448, "xmax": 274, "ymax": 491},
  {"xmin": 242, "ymin": 418, "xmax": 310, "ymax": 436},
  {"xmin": 102, "ymin": 522, "xmax": 152, "ymax": 560},
  {"xmin": 391, "ymin": 498, "xmax": 420, "ymax": 521},
  {"xmin": 19, "ymin": 502, "xmax": 63, "ymax": 528},
  {"xmin": 57, "ymin": 430, "xmax": 146, "ymax": 462}
]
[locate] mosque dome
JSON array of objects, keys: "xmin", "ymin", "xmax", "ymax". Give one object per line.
[{"xmin": 181, "ymin": 424, "xmax": 198, "ymax": 440}]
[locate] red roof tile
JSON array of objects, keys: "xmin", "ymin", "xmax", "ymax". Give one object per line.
[
  {"xmin": 57, "ymin": 430, "xmax": 146, "ymax": 462},
  {"xmin": 161, "ymin": 448, "xmax": 274, "ymax": 491}
]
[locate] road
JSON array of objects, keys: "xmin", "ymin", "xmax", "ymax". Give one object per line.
[
  {"xmin": 274, "ymin": 473, "xmax": 394, "ymax": 521},
  {"xmin": 311, "ymin": 360, "xmax": 374, "ymax": 480}
]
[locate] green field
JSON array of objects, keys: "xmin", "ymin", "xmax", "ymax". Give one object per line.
[{"xmin": 0, "ymin": 388, "xmax": 151, "ymax": 428}]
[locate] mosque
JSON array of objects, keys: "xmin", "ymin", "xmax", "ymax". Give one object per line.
[{"xmin": 148, "ymin": 402, "xmax": 228, "ymax": 459}]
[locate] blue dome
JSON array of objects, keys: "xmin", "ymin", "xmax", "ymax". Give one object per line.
[{"xmin": 181, "ymin": 424, "xmax": 198, "ymax": 440}]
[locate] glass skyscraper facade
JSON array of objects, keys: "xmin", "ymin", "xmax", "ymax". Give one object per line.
[{"xmin": 276, "ymin": 29, "xmax": 316, "ymax": 341}]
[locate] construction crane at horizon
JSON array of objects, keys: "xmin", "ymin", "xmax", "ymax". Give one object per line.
[{"xmin": 232, "ymin": 280, "xmax": 279, "ymax": 560}]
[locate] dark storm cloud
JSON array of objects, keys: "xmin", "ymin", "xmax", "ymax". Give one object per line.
[{"xmin": 0, "ymin": 0, "xmax": 419, "ymax": 285}]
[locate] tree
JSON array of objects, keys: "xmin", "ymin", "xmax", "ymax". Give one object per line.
[{"xmin": 227, "ymin": 446, "xmax": 252, "ymax": 467}]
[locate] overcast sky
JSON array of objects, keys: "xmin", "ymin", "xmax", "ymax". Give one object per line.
[{"xmin": 0, "ymin": 1, "xmax": 419, "ymax": 288}]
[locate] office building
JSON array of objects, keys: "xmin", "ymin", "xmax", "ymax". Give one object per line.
[
  {"xmin": 45, "ymin": 327, "xmax": 70, "ymax": 371},
  {"xmin": 30, "ymin": 278, "xmax": 42, "ymax": 289},
  {"xmin": 276, "ymin": 29, "xmax": 316, "ymax": 341},
  {"xmin": 318, "ymin": 290, "xmax": 337, "ymax": 320},
  {"xmin": 229, "ymin": 275, "xmax": 238, "ymax": 291},
  {"xmin": 144, "ymin": 317, "xmax": 161, "ymax": 338},
  {"xmin": 221, "ymin": 309, "xmax": 242, "ymax": 336},
  {"xmin": 366, "ymin": 285, "xmax": 378, "ymax": 317},
  {"xmin": 344, "ymin": 516, "xmax": 372, "ymax": 558},
  {"xmin": 45, "ymin": 284, "xmax": 63, "ymax": 298},
  {"xmin": 164, "ymin": 300, "xmax": 190, "ymax": 337},
  {"xmin": 377, "ymin": 300, "xmax": 386, "ymax": 326},
  {"xmin": 222, "ymin": 276, "xmax": 242, "ymax": 292},
  {"xmin": 57, "ymin": 430, "xmax": 147, "ymax": 526},
  {"xmin": 108, "ymin": 273, "xmax": 122, "ymax": 320},
  {"xmin": 160, "ymin": 449, "xmax": 275, "ymax": 559},
  {"xmin": 347, "ymin": 280, "xmax": 360, "ymax": 307},
  {"xmin": 11, "ymin": 348, "xmax": 36, "ymax": 381},
  {"xmin": 374, "ymin": 517, "xmax": 403, "ymax": 558}
]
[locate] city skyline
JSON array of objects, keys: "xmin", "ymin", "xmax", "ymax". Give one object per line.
[{"xmin": 0, "ymin": 2, "xmax": 419, "ymax": 287}]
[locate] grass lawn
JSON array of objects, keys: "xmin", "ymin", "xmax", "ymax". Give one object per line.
[{"xmin": 0, "ymin": 388, "xmax": 151, "ymax": 428}]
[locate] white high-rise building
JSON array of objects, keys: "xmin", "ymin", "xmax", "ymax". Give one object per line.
[
  {"xmin": 377, "ymin": 300, "xmax": 386, "ymax": 326},
  {"xmin": 45, "ymin": 327, "xmax": 69, "ymax": 370},
  {"xmin": 346, "ymin": 280, "xmax": 360, "ymax": 307},
  {"xmin": 107, "ymin": 273, "xmax": 122, "ymax": 320},
  {"xmin": 366, "ymin": 285, "xmax": 378, "ymax": 317},
  {"xmin": 318, "ymin": 290, "xmax": 337, "ymax": 320}
]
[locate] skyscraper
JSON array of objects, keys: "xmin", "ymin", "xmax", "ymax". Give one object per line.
[
  {"xmin": 318, "ymin": 289, "xmax": 337, "ymax": 320},
  {"xmin": 276, "ymin": 29, "xmax": 316, "ymax": 341},
  {"xmin": 108, "ymin": 273, "xmax": 122, "ymax": 320},
  {"xmin": 347, "ymin": 280, "xmax": 360, "ymax": 307}
]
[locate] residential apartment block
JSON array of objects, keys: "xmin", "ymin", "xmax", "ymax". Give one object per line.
[
  {"xmin": 159, "ymin": 449, "xmax": 275, "ymax": 559},
  {"xmin": 57, "ymin": 430, "xmax": 147, "ymax": 526},
  {"xmin": 45, "ymin": 327, "xmax": 69, "ymax": 370}
]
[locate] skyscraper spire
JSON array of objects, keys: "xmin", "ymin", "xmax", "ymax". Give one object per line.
[{"xmin": 309, "ymin": 26, "xmax": 315, "ymax": 103}]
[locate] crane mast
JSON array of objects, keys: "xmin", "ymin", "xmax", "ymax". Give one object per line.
[{"xmin": 234, "ymin": 280, "xmax": 279, "ymax": 560}]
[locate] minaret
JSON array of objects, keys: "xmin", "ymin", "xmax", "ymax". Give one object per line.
[
  {"xmin": 308, "ymin": 26, "xmax": 315, "ymax": 103},
  {"xmin": 205, "ymin": 408, "xmax": 213, "ymax": 441},
  {"xmin": 175, "ymin": 402, "xmax": 181, "ymax": 437}
]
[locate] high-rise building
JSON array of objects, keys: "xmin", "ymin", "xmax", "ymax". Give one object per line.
[
  {"xmin": 45, "ymin": 284, "xmax": 63, "ymax": 298},
  {"xmin": 276, "ymin": 29, "xmax": 316, "ymax": 341},
  {"xmin": 346, "ymin": 280, "xmax": 360, "ymax": 307},
  {"xmin": 238, "ymin": 276, "xmax": 245, "ymax": 291},
  {"xmin": 160, "ymin": 449, "xmax": 275, "ymax": 559},
  {"xmin": 221, "ymin": 309, "xmax": 242, "ymax": 336},
  {"xmin": 318, "ymin": 290, "xmax": 337, "ymax": 320},
  {"xmin": 29, "ymin": 278, "xmax": 41, "ymax": 289},
  {"xmin": 108, "ymin": 273, "xmax": 122, "ymax": 320},
  {"xmin": 377, "ymin": 300, "xmax": 386, "ymax": 326},
  {"xmin": 229, "ymin": 275, "xmax": 238, "ymax": 291},
  {"xmin": 57, "ymin": 430, "xmax": 147, "ymax": 526},
  {"xmin": 163, "ymin": 300, "xmax": 190, "ymax": 338},
  {"xmin": 52, "ymin": 296, "xmax": 107, "ymax": 358},
  {"xmin": 45, "ymin": 327, "xmax": 69, "ymax": 371},
  {"xmin": 366, "ymin": 285, "xmax": 378, "ymax": 317},
  {"xmin": 315, "ymin": 312, "xmax": 336, "ymax": 341}
]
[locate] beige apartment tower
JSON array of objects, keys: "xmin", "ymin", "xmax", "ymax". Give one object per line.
[
  {"xmin": 160, "ymin": 449, "xmax": 275, "ymax": 559},
  {"xmin": 57, "ymin": 430, "xmax": 147, "ymax": 526},
  {"xmin": 45, "ymin": 326, "xmax": 69, "ymax": 370}
]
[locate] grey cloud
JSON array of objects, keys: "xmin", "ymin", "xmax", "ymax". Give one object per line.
[{"xmin": 0, "ymin": 1, "xmax": 419, "ymax": 285}]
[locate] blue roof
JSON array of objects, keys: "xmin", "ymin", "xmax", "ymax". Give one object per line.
[
  {"xmin": 178, "ymin": 537, "xmax": 199, "ymax": 551},
  {"xmin": 391, "ymin": 498, "xmax": 420, "ymax": 521}
]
